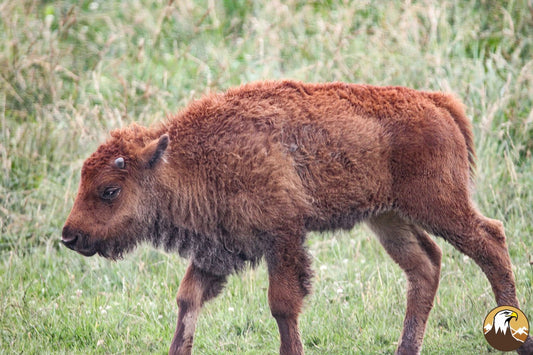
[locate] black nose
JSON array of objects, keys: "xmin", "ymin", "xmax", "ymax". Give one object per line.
[
  {"xmin": 62, "ymin": 225, "xmax": 80, "ymax": 249},
  {"xmin": 61, "ymin": 225, "xmax": 97, "ymax": 257}
]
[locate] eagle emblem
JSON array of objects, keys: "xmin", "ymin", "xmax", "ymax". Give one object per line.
[{"xmin": 483, "ymin": 306, "xmax": 530, "ymax": 351}]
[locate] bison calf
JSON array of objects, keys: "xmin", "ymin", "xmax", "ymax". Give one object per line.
[{"xmin": 62, "ymin": 81, "xmax": 532, "ymax": 354}]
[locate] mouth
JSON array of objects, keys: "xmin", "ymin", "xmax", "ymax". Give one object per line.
[
  {"xmin": 61, "ymin": 235, "xmax": 97, "ymax": 257},
  {"xmin": 61, "ymin": 225, "xmax": 131, "ymax": 260},
  {"xmin": 75, "ymin": 247, "xmax": 97, "ymax": 257}
]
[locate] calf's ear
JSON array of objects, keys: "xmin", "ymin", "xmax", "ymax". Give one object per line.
[{"xmin": 140, "ymin": 134, "xmax": 169, "ymax": 168}]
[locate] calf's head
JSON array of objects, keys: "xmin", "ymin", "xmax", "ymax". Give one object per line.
[{"xmin": 62, "ymin": 129, "xmax": 169, "ymax": 260}]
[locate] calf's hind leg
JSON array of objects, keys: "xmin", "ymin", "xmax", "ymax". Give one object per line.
[
  {"xmin": 366, "ymin": 212, "xmax": 442, "ymax": 355},
  {"xmin": 429, "ymin": 210, "xmax": 533, "ymax": 354},
  {"xmin": 169, "ymin": 262, "xmax": 227, "ymax": 355}
]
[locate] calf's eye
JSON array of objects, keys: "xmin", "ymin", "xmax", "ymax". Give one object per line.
[{"xmin": 101, "ymin": 186, "xmax": 121, "ymax": 201}]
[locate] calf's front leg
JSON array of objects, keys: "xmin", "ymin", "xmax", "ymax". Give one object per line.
[
  {"xmin": 169, "ymin": 262, "xmax": 227, "ymax": 355},
  {"xmin": 266, "ymin": 233, "xmax": 313, "ymax": 355}
]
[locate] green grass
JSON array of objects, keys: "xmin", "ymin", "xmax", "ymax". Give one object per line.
[{"xmin": 1, "ymin": 0, "xmax": 532, "ymax": 354}]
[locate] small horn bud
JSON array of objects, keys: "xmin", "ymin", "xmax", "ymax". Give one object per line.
[{"xmin": 115, "ymin": 157, "xmax": 125, "ymax": 169}]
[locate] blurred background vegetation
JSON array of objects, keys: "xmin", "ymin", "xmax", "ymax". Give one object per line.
[{"xmin": 1, "ymin": 0, "xmax": 532, "ymax": 353}]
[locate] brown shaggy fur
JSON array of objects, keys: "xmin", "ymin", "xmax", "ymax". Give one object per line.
[{"xmin": 62, "ymin": 81, "xmax": 532, "ymax": 355}]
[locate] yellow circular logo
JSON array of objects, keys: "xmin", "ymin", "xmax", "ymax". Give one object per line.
[{"xmin": 483, "ymin": 305, "xmax": 530, "ymax": 352}]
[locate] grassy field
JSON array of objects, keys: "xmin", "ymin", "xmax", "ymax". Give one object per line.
[{"xmin": 1, "ymin": 0, "xmax": 532, "ymax": 354}]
